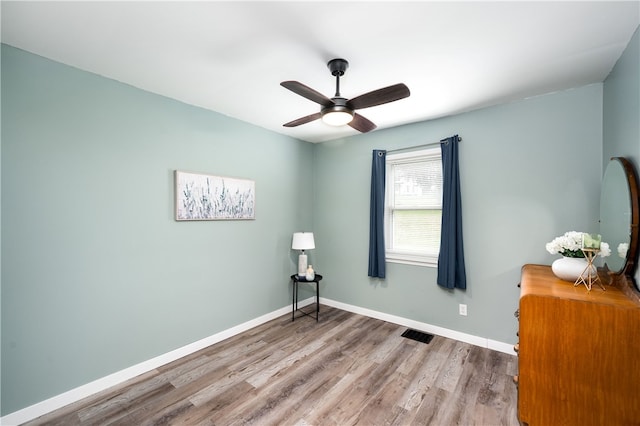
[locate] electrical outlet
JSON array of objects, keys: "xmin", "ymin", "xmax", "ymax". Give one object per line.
[{"xmin": 459, "ymin": 304, "xmax": 467, "ymax": 316}]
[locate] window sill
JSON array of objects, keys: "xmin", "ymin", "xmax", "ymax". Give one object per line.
[{"xmin": 386, "ymin": 253, "xmax": 438, "ymax": 268}]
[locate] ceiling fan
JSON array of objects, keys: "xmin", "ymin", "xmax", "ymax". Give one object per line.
[{"xmin": 280, "ymin": 58, "xmax": 410, "ymax": 133}]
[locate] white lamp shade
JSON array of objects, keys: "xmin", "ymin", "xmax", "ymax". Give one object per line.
[
  {"xmin": 292, "ymin": 232, "xmax": 315, "ymax": 250},
  {"xmin": 322, "ymin": 110, "xmax": 353, "ymax": 126}
]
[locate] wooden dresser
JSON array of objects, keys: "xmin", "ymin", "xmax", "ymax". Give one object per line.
[{"xmin": 517, "ymin": 264, "xmax": 640, "ymax": 426}]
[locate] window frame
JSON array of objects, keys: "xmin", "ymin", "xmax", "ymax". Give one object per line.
[{"xmin": 385, "ymin": 147, "xmax": 442, "ymax": 267}]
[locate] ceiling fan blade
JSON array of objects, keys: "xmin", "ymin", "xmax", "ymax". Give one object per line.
[
  {"xmin": 347, "ymin": 83, "xmax": 410, "ymax": 110},
  {"xmin": 283, "ymin": 112, "xmax": 322, "ymax": 127},
  {"xmin": 349, "ymin": 113, "xmax": 377, "ymax": 133},
  {"xmin": 281, "ymin": 81, "xmax": 334, "ymax": 106}
]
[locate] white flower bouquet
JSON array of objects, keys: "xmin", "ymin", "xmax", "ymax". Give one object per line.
[
  {"xmin": 618, "ymin": 242, "xmax": 629, "ymax": 258},
  {"xmin": 546, "ymin": 231, "xmax": 611, "ymax": 258}
]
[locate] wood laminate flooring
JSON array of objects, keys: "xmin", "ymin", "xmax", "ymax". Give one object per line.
[{"xmin": 25, "ymin": 305, "xmax": 519, "ymax": 426}]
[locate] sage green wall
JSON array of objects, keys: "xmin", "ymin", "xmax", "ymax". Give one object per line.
[
  {"xmin": 4, "ymin": 27, "xmax": 636, "ymax": 415},
  {"xmin": 314, "ymin": 84, "xmax": 603, "ymax": 345},
  {"xmin": 0, "ymin": 45, "xmax": 315, "ymax": 415},
  {"xmin": 603, "ymin": 25, "xmax": 640, "ymax": 284}
]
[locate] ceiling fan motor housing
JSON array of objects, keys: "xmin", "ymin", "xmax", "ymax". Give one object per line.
[{"xmin": 323, "ymin": 97, "xmax": 349, "ymax": 112}]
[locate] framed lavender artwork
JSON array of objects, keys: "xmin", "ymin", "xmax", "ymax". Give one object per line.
[{"xmin": 175, "ymin": 170, "xmax": 255, "ymax": 221}]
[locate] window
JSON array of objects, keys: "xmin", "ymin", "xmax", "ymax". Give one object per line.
[{"xmin": 385, "ymin": 147, "xmax": 443, "ymax": 266}]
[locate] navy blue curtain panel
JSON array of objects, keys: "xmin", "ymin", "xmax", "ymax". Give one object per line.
[
  {"xmin": 368, "ymin": 150, "xmax": 387, "ymax": 278},
  {"xmin": 437, "ymin": 135, "xmax": 467, "ymax": 290}
]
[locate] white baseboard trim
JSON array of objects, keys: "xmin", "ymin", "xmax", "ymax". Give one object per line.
[
  {"xmin": 488, "ymin": 339, "xmax": 517, "ymax": 355},
  {"xmin": 0, "ymin": 299, "xmax": 314, "ymax": 426},
  {"xmin": 1, "ymin": 296, "xmax": 513, "ymax": 425},
  {"xmin": 319, "ymin": 297, "xmax": 516, "ymax": 356}
]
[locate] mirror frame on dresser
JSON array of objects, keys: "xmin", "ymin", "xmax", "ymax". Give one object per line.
[
  {"xmin": 602, "ymin": 157, "xmax": 640, "ymax": 301},
  {"xmin": 516, "ymin": 157, "xmax": 640, "ymax": 426}
]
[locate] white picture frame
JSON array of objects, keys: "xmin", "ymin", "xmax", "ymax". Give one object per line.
[{"xmin": 175, "ymin": 170, "xmax": 255, "ymax": 221}]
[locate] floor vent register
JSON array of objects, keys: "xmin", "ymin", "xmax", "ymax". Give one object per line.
[{"xmin": 401, "ymin": 329, "xmax": 434, "ymax": 344}]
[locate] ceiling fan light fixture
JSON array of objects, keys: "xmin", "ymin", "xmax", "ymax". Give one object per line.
[
  {"xmin": 281, "ymin": 58, "xmax": 409, "ymax": 133},
  {"xmin": 321, "ymin": 106, "xmax": 354, "ymax": 126}
]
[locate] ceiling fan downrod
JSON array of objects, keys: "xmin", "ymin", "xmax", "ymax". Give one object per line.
[{"xmin": 328, "ymin": 58, "xmax": 349, "ymax": 97}]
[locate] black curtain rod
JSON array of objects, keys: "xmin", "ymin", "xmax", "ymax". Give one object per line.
[
  {"xmin": 440, "ymin": 135, "xmax": 462, "ymax": 144},
  {"xmin": 385, "ymin": 136, "xmax": 462, "ymax": 154}
]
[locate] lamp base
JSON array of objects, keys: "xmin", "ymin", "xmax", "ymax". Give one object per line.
[{"xmin": 298, "ymin": 253, "xmax": 308, "ymax": 277}]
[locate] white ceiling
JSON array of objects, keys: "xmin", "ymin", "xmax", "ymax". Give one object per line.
[{"xmin": 1, "ymin": 1, "xmax": 639, "ymax": 143}]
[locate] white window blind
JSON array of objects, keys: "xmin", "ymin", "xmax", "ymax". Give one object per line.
[{"xmin": 386, "ymin": 148, "xmax": 442, "ymax": 266}]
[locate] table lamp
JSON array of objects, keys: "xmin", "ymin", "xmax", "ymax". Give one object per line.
[{"xmin": 292, "ymin": 232, "xmax": 315, "ymax": 276}]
